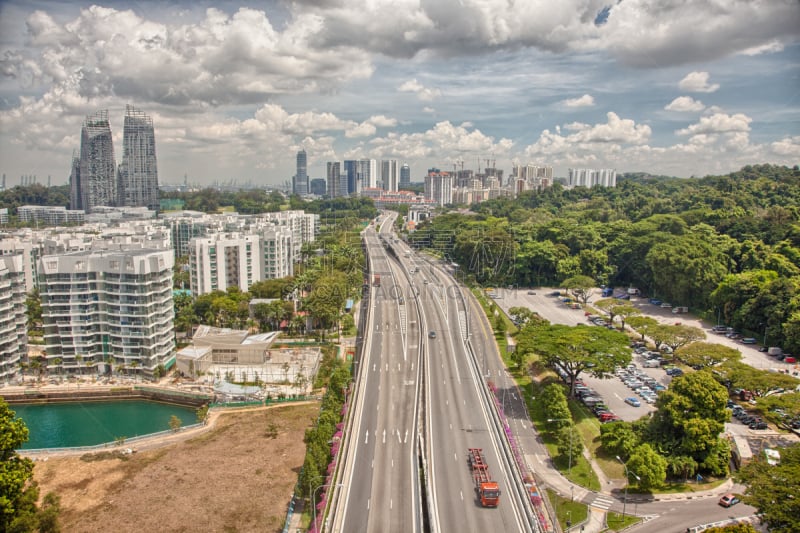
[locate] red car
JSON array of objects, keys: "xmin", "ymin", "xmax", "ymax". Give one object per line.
[{"xmin": 784, "ymin": 356, "xmax": 796, "ymax": 364}]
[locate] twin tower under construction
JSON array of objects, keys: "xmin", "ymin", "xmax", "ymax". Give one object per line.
[{"xmin": 69, "ymin": 105, "xmax": 159, "ymax": 213}]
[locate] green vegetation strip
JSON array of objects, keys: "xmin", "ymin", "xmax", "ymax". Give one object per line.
[
  {"xmin": 605, "ymin": 511, "xmax": 641, "ymax": 531},
  {"xmin": 546, "ymin": 488, "xmax": 588, "ymax": 531}
]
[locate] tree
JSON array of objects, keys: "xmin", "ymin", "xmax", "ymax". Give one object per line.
[
  {"xmin": 0, "ymin": 399, "xmax": 38, "ymax": 532},
  {"xmin": 736, "ymin": 442, "xmax": 800, "ymax": 533},
  {"xmin": 517, "ymin": 323, "xmax": 631, "ymax": 396},
  {"xmin": 645, "ymin": 324, "xmax": 707, "ymax": 353},
  {"xmin": 626, "ymin": 443, "xmax": 667, "ymax": 490},
  {"xmin": 556, "ymin": 424, "xmax": 583, "ymax": 463},
  {"xmin": 594, "ymin": 299, "xmax": 640, "ymax": 330},
  {"xmin": 508, "ymin": 306, "xmax": 544, "ymax": 328},
  {"xmin": 648, "ymin": 371, "xmax": 730, "ymax": 472},
  {"xmin": 169, "ymin": 415, "xmax": 183, "ymax": 432},
  {"xmin": 675, "ymin": 342, "xmax": 741, "ymax": 368},
  {"xmin": 539, "ymin": 384, "xmax": 571, "ymax": 426},
  {"xmin": 600, "ymin": 421, "xmax": 641, "ymax": 459},
  {"xmin": 627, "ymin": 316, "xmax": 658, "ymax": 341},
  {"xmin": 658, "ymin": 324, "xmax": 706, "ymax": 352},
  {"xmin": 560, "ymin": 275, "xmax": 595, "ymax": 304},
  {"xmin": 702, "ymin": 525, "xmax": 758, "ymax": 533},
  {"xmin": 25, "ymin": 289, "xmax": 42, "ymax": 329}
]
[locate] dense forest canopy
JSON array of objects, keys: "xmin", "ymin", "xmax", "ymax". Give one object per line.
[{"xmin": 410, "ymin": 164, "xmax": 800, "ymax": 352}]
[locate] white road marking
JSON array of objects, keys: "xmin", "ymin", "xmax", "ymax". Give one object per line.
[
  {"xmin": 365, "ymin": 430, "xmax": 369, "ymax": 444},
  {"xmin": 383, "ymin": 429, "xmax": 386, "ymax": 444},
  {"xmin": 404, "ymin": 429, "xmax": 408, "ymax": 443}
]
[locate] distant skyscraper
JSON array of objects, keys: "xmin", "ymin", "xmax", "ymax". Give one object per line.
[
  {"xmin": 400, "ymin": 163, "xmax": 411, "ymax": 189},
  {"xmin": 359, "ymin": 159, "xmax": 377, "ymax": 189},
  {"xmin": 327, "ymin": 162, "xmax": 342, "ymax": 198},
  {"xmin": 117, "ymin": 105, "xmax": 159, "ymax": 211},
  {"xmin": 381, "ymin": 159, "xmax": 399, "ymax": 192},
  {"xmin": 74, "ymin": 110, "xmax": 116, "ymax": 212},
  {"xmin": 343, "ymin": 160, "xmax": 360, "ymax": 196},
  {"xmin": 310, "ymin": 178, "xmax": 326, "ymax": 196},
  {"xmin": 294, "ymin": 149, "xmax": 308, "ymax": 195}
]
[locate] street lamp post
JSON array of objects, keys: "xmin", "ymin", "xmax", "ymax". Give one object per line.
[
  {"xmin": 311, "ymin": 482, "xmax": 343, "ymax": 533},
  {"xmin": 616, "ymin": 456, "xmax": 640, "ymax": 521},
  {"xmin": 548, "ymin": 418, "xmax": 575, "ymax": 476}
]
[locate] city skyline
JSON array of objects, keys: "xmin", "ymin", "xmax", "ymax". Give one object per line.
[{"xmin": 0, "ymin": 1, "xmax": 797, "ymax": 188}]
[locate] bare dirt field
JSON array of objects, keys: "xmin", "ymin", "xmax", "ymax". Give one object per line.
[{"xmin": 31, "ymin": 402, "xmax": 319, "ymax": 533}]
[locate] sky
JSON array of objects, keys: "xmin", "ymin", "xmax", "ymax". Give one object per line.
[{"xmin": 0, "ymin": 0, "xmax": 798, "ymax": 188}]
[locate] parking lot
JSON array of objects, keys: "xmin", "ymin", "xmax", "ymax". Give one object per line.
[{"xmin": 494, "ymin": 286, "xmax": 798, "ymax": 423}]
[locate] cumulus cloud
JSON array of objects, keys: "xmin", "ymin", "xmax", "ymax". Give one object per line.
[
  {"xmin": 398, "ymin": 78, "xmax": 441, "ymax": 101},
  {"xmin": 2, "ymin": 6, "xmax": 374, "ymax": 107},
  {"xmin": 771, "ymin": 136, "xmax": 800, "ymax": 156},
  {"xmin": 562, "ymin": 94, "xmax": 595, "ymax": 108},
  {"xmin": 676, "ymin": 113, "xmax": 752, "ymax": 136},
  {"xmin": 664, "ymin": 96, "xmax": 705, "ymax": 112},
  {"xmin": 365, "ymin": 120, "xmax": 513, "ymax": 160},
  {"xmin": 524, "ymin": 112, "xmax": 651, "ymax": 160},
  {"xmin": 599, "ymin": 0, "xmax": 799, "ymax": 67},
  {"xmin": 679, "ymin": 71, "xmax": 720, "ymax": 93},
  {"xmin": 297, "ymin": 0, "xmax": 798, "ymax": 68}
]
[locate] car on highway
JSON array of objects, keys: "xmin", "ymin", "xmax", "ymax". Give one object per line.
[
  {"xmin": 624, "ymin": 397, "xmax": 641, "ymax": 407},
  {"xmin": 428, "ymin": 331, "xmax": 436, "ymax": 339},
  {"xmin": 718, "ymin": 494, "xmax": 740, "ymax": 508}
]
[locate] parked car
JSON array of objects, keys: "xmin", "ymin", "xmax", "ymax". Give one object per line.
[
  {"xmin": 527, "ymin": 290, "xmax": 536, "ymax": 295},
  {"xmin": 750, "ymin": 421, "xmax": 768, "ymax": 430},
  {"xmin": 660, "ymin": 302, "xmax": 672, "ymax": 308},
  {"xmin": 624, "ymin": 397, "xmax": 641, "ymax": 407},
  {"xmin": 741, "ymin": 337, "xmax": 757, "ymax": 344},
  {"xmin": 719, "ymin": 494, "xmax": 740, "ymax": 507},
  {"xmin": 784, "ymin": 355, "xmax": 797, "ymax": 364}
]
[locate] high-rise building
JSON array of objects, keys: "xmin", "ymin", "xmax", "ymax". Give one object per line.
[
  {"xmin": 39, "ymin": 249, "xmax": 175, "ymax": 378},
  {"xmin": 310, "ymin": 178, "xmax": 326, "ymax": 196},
  {"xmin": 0, "ymin": 255, "xmax": 27, "ymax": 381},
  {"xmin": 359, "ymin": 159, "xmax": 377, "ymax": 189},
  {"xmin": 74, "ymin": 110, "xmax": 117, "ymax": 212},
  {"xmin": 117, "ymin": 105, "xmax": 159, "ymax": 211},
  {"xmin": 568, "ymin": 168, "xmax": 617, "ymax": 188},
  {"xmin": 343, "ymin": 160, "xmax": 359, "ymax": 196},
  {"xmin": 189, "ymin": 233, "xmax": 262, "ymax": 294},
  {"xmin": 400, "ymin": 163, "xmax": 411, "ymax": 189},
  {"xmin": 424, "ymin": 169, "xmax": 454, "ymax": 206},
  {"xmin": 381, "ymin": 159, "xmax": 399, "ymax": 192},
  {"xmin": 327, "ymin": 162, "xmax": 344, "ymax": 198},
  {"xmin": 294, "ymin": 149, "xmax": 308, "ymax": 195}
]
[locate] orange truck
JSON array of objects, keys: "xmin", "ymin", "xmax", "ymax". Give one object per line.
[
  {"xmin": 468, "ymin": 448, "xmax": 501, "ymax": 507},
  {"xmin": 373, "ymin": 274, "xmax": 381, "ymax": 287}
]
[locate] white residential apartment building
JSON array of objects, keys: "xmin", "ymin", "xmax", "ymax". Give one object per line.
[
  {"xmin": 0, "ymin": 255, "xmax": 27, "ymax": 381},
  {"xmin": 188, "ymin": 226, "xmax": 296, "ymax": 295},
  {"xmin": 38, "ymin": 248, "xmax": 175, "ymax": 378},
  {"xmin": 189, "ymin": 233, "xmax": 262, "ymax": 295},
  {"xmin": 424, "ymin": 169, "xmax": 454, "ymax": 206},
  {"xmin": 568, "ymin": 168, "xmax": 617, "ymax": 188},
  {"xmin": 18, "ymin": 205, "xmax": 86, "ymax": 225},
  {"xmin": 511, "ymin": 164, "xmax": 554, "ymax": 192}
]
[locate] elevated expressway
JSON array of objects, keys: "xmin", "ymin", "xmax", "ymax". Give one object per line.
[{"xmin": 332, "ymin": 214, "xmax": 539, "ymax": 532}]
